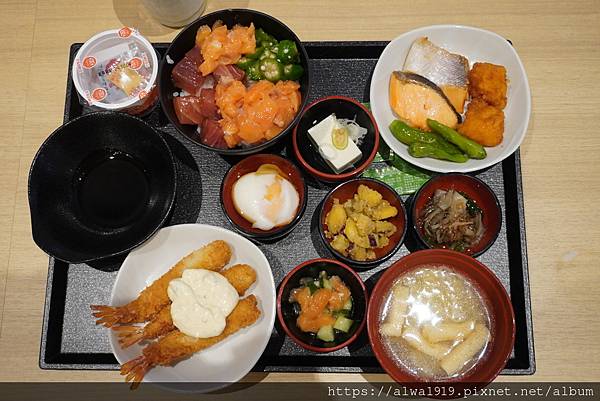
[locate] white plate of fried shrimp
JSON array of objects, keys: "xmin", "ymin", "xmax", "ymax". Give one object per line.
[{"xmin": 91, "ymin": 224, "xmax": 275, "ymax": 391}]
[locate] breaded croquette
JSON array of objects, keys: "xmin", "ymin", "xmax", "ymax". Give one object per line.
[
  {"xmin": 468, "ymin": 62, "xmax": 507, "ymax": 109},
  {"xmin": 458, "ymin": 99, "xmax": 505, "ymax": 147}
]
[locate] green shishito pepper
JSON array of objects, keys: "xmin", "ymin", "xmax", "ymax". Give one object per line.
[
  {"xmin": 283, "ymin": 64, "xmax": 304, "ymax": 80},
  {"xmin": 427, "ymin": 119, "xmax": 487, "ymax": 160},
  {"xmin": 389, "ymin": 120, "xmax": 462, "ymax": 156},
  {"xmin": 259, "ymin": 59, "xmax": 284, "ymax": 82},
  {"xmin": 408, "ymin": 142, "xmax": 469, "ymax": 163},
  {"xmin": 276, "ymin": 40, "xmax": 299, "ymax": 64},
  {"xmin": 246, "ymin": 62, "xmax": 264, "ymax": 81}
]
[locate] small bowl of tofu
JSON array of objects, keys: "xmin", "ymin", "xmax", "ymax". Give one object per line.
[
  {"xmin": 292, "ymin": 96, "xmax": 379, "ymax": 183},
  {"xmin": 318, "ymin": 178, "xmax": 407, "ymax": 268}
]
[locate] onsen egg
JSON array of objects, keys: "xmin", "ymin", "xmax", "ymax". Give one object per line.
[{"xmin": 232, "ymin": 169, "xmax": 300, "ymax": 231}]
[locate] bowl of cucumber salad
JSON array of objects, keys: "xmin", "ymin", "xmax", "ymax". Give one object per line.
[{"xmin": 276, "ymin": 258, "xmax": 367, "ymax": 352}]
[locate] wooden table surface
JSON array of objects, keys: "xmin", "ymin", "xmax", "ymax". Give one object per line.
[{"xmin": 0, "ymin": 0, "xmax": 599, "ymax": 383}]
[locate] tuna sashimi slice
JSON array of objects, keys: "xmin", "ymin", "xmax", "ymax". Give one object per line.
[
  {"xmin": 173, "ymin": 96, "xmax": 204, "ymax": 125},
  {"xmin": 193, "ymin": 88, "xmax": 220, "ymax": 120},
  {"xmin": 200, "ymin": 119, "xmax": 227, "ymax": 149},
  {"xmin": 213, "ymin": 64, "xmax": 246, "ymax": 84},
  {"xmin": 172, "ymin": 56, "xmax": 205, "ymax": 96}
]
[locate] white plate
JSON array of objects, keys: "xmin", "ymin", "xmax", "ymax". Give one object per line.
[
  {"xmin": 370, "ymin": 25, "xmax": 531, "ymax": 173},
  {"xmin": 108, "ymin": 224, "xmax": 275, "ymax": 392}
]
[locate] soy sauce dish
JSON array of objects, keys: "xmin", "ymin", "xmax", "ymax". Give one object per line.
[
  {"xmin": 277, "ymin": 258, "xmax": 367, "ymax": 352},
  {"xmin": 293, "ymin": 96, "xmax": 379, "ymax": 183},
  {"xmin": 28, "ymin": 112, "xmax": 176, "ymax": 263},
  {"xmin": 411, "ymin": 174, "xmax": 502, "ymax": 257}
]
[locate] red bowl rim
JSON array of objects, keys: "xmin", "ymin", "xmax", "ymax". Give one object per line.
[
  {"xmin": 276, "ymin": 257, "xmax": 368, "ymax": 353},
  {"xmin": 366, "ymin": 249, "xmax": 516, "ymax": 384},
  {"xmin": 292, "ymin": 95, "xmax": 380, "ymax": 181},
  {"xmin": 219, "ymin": 153, "xmax": 308, "ymax": 239},
  {"xmin": 318, "ymin": 177, "xmax": 407, "ymax": 267},
  {"xmin": 411, "ymin": 173, "xmax": 502, "ymax": 257}
]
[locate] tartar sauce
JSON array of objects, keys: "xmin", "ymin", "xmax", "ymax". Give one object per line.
[{"xmin": 167, "ymin": 269, "xmax": 239, "ymax": 338}]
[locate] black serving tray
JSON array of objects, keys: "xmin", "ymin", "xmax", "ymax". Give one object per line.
[{"xmin": 39, "ymin": 41, "xmax": 535, "ymax": 374}]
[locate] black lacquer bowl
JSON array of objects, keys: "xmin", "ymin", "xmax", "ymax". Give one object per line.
[
  {"xmin": 292, "ymin": 96, "xmax": 379, "ymax": 183},
  {"xmin": 28, "ymin": 112, "xmax": 176, "ymax": 263},
  {"xmin": 159, "ymin": 8, "xmax": 311, "ymax": 155},
  {"xmin": 277, "ymin": 258, "xmax": 368, "ymax": 352}
]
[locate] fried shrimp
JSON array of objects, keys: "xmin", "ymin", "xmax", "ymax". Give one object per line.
[
  {"xmin": 113, "ymin": 306, "xmax": 175, "ymax": 349},
  {"xmin": 220, "ymin": 264, "xmax": 257, "ymax": 295},
  {"xmin": 121, "ymin": 295, "xmax": 261, "ymax": 388},
  {"xmin": 114, "ymin": 264, "xmax": 257, "ymax": 348},
  {"xmin": 92, "ymin": 240, "xmax": 232, "ymax": 327}
]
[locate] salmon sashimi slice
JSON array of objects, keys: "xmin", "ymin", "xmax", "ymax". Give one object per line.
[
  {"xmin": 215, "ymin": 80, "xmax": 301, "ymax": 148},
  {"xmin": 195, "ymin": 22, "xmax": 256, "ymax": 76},
  {"xmin": 327, "ymin": 276, "xmax": 351, "ymax": 311},
  {"xmin": 292, "ymin": 287, "xmax": 336, "ymax": 333},
  {"xmin": 389, "ymin": 71, "xmax": 461, "ymax": 131}
]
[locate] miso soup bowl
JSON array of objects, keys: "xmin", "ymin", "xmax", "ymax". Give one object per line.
[{"xmin": 367, "ymin": 250, "xmax": 515, "ymax": 390}]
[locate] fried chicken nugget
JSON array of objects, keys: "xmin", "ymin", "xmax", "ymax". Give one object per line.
[
  {"xmin": 468, "ymin": 62, "xmax": 507, "ymax": 109},
  {"xmin": 92, "ymin": 240, "xmax": 232, "ymax": 327},
  {"xmin": 458, "ymin": 98, "xmax": 505, "ymax": 147}
]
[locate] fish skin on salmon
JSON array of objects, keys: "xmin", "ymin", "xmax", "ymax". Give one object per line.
[
  {"xmin": 389, "ymin": 71, "xmax": 461, "ymax": 131},
  {"xmin": 403, "ymin": 37, "xmax": 469, "ymax": 113}
]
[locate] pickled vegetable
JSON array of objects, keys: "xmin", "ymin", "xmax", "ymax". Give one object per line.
[{"xmin": 324, "ymin": 184, "xmax": 398, "ymax": 261}]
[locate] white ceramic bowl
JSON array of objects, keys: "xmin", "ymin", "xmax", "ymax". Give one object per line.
[
  {"xmin": 370, "ymin": 25, "xmax": 531, "ymax": 173},
  {"xmin": 109, "ymin": 224, "xmax": 275, "ymax": 392}
]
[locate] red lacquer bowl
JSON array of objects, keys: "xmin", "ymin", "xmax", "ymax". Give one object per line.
[
  {"xmin": 319, "ymin": 178, "xmax": 407, "ymax": 268},
  {"xmin": 220, "ymin": 154, "xmax": 307, "ymax": 241},
  {"xmin": 367, "ymin": 249, "xmax": 515, "ymax": 390},
  {"xmin": 411, "ymin": 173, "xmax": 502, "ymax": 257},
  {"xmin": 277, "ymin": 258, "xmax": 368, "ymax": 352}
]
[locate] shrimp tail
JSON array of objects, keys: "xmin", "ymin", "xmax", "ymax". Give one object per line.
[
  {"xmin": 91, "ymin": 305, "xmax": 127, "ymax": 328},
  {"xmin": 120, "ymin": 356, "xmax": 152, "ymax": 390},
  {"xmin": 113, "ymin": 325, "xmax": 145, "ymax": 349}
]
